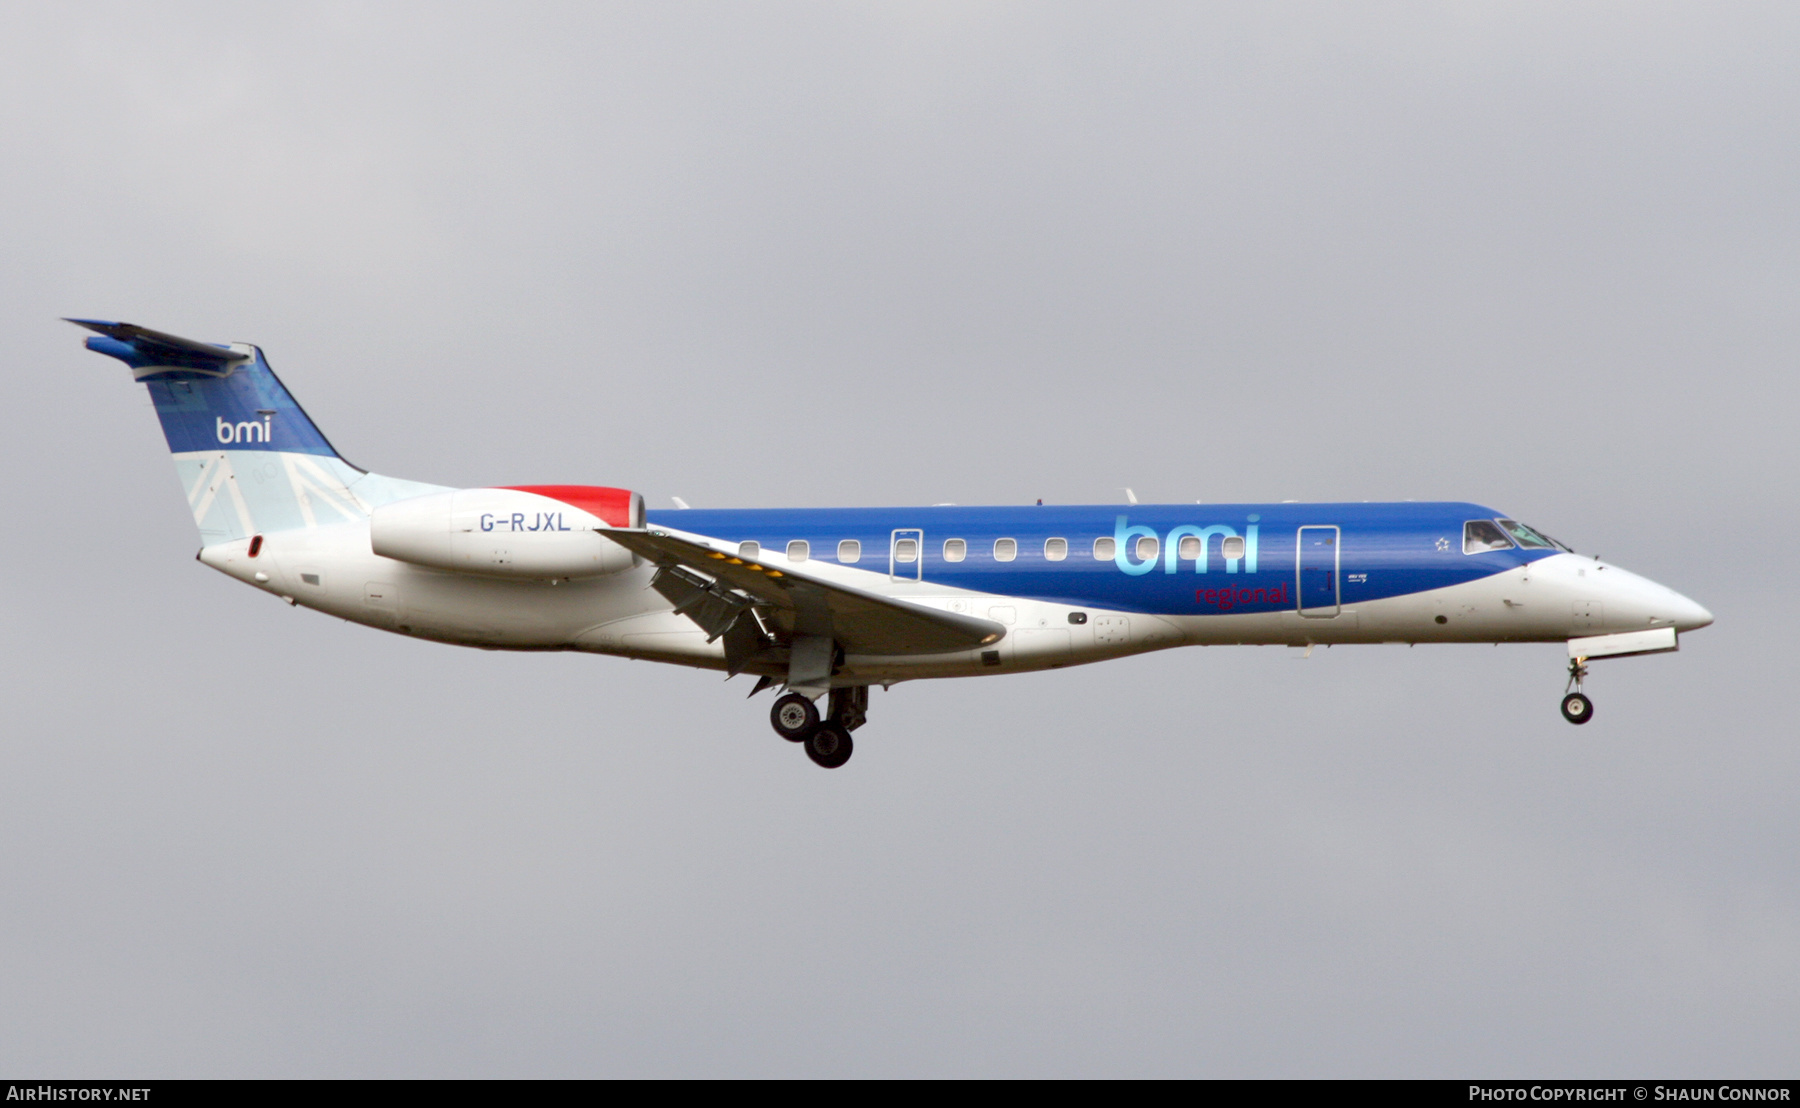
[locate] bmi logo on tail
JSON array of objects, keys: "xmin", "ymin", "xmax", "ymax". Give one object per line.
[{"xmin": 216, "ymin": 414, "xmax": 273, "ymax": 444}]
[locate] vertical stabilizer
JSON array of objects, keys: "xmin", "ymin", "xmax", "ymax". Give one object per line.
[{"xmin": 70, "ymin": 319, "xmax": 444, "ymax": 543}]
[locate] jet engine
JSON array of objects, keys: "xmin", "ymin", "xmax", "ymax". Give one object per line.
[{"xmin": 371, "ymin": 485, "xmax": 645, "ymax": 579}]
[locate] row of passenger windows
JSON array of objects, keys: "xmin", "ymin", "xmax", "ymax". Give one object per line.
[
  {"xmin": 737, "ymin": 522, "xmax": 1563, "ymax": 564},
  {"xmin": 736, "ymin": 534, "xmax": 1249, "ymax": 565}
]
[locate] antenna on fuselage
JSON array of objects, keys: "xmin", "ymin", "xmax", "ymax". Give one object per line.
[{"xmin": 1123, "ymin": 488, "xmax": 1139, "ymax": 505}]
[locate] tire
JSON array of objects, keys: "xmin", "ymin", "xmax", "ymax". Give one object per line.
[
  {"xmin": 804, "ymin": 723, "xmax": 854, "ymax": 769},
  {"xmin": 1560, "ymin": 692, "xmax": 1594, "ymax": 725},
  {"xmin": 771, "ymin": 693, "xmax": 820, "ymax": 741}
]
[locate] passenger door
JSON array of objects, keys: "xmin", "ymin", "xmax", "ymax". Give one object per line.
[{"xmin": 1297, "ymin": 525, "xmax": 1340, "ymax": 618}]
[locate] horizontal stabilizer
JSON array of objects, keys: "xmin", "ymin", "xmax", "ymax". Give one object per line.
[
  {"xmin": 601, "ymin": 525, "xmax": 1007, "ymax": 656},
  {"xmin": 65, "ymin": 318, "xmax": 247, "ymax": 369}
]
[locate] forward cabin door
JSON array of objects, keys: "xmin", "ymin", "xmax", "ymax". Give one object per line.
[
  {"xmin": 1296, "ymin": 525, "xmax": 1341, "ymax": 618},
  {"xmin": 890, "ymin": 528, "xmax": 924, "ymax": 582}
]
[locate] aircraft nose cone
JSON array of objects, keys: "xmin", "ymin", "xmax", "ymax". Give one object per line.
[
  {"xmin": 1595, "ymin": 561, "xmax": 1714, "ymax": 633},
  {"xmin": 1672, "ymin": 593, "xmax": 1714, "ymax": 632}
]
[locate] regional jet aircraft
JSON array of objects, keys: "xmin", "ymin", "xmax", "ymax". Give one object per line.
[{"xmin": 72, "ymin": 320, "xmax": 1713, "ymax": 768}]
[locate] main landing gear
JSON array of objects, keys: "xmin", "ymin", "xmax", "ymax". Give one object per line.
[
  {"xmin": 1561, "ymin": 657, "xmax": 1594, "ymax": 725},
  {"xmin": 768, "ymin": 687, "xmax": 866, "ymax": 768},
  {"xmin": 804, "ymin": 724, "xmax": 853, "ymax": 769},
  {"xmin": 770, "ymin": 693, "xmax": 818, "ymax": 741}
]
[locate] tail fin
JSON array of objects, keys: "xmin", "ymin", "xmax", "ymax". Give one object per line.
[{"xmin": 71, "ymin": 319, "xmax": 442, "ymax": 543}]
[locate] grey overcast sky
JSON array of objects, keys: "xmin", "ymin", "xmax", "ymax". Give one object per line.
[{"xmin": 1, "ymin": 1, "xmax": 1796, "ymax": 1077}]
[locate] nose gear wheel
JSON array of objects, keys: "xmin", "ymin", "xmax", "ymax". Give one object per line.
[{"xmin": 1560, "ymin": 692, "xmax": 1593, "ymax": 724}]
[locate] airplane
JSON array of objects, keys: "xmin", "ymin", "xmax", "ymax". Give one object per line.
[{"xmin": 70, "ymin": 318, "xmax": 1715, "ymax": 768}]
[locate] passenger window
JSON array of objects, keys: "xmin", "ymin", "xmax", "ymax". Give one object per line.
[
  {"xmin": 1178, "ymin": 535, "xmax": 1201, "ymax": 559},
  {"xmin": 1044, "ymin": 537, "xmax": 1068, "ymax": 561},
  {"xmin": 1136, "ymin": 536, "xmax": 1159, "ymax": 561},
  {"xmin": 1495, "ymin": 519, "xmax": 1555, "ymax": 550},
  {"xmin": 943, "ymin": 538, "xmax": 967, "ymax": 563},
  {"xmin": 786, "ymin": 539, "xmax": 809, "ymax": 562},
  {"xmin": 895, "ymin": 538, "xmax": 918, "ymax": 563},
  {"xmin": 1093, "ymin": 536, "xmax": 1116, "ymax": 560},
  {"xmin": 838, "ymin": 539, "xmax": 861, "ymax": 563},
  {"xmin": 1463, "ymin": 520, "xmax": 1514, "ymax": 554},
  {"xmin": 993, "ymin": 538, "xmax": 1017, "ymax": 562},
  {"xmin": 738, "ymin": 541, "xmax": 760, "ymax": 561},
  {"xmin": 1221, "ymin": 536, "xmax": 1245, "ymax": 560}
]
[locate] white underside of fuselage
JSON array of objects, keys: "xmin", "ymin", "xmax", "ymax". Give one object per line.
[{"xmin": 202, "ymin": 521, "xmax": 1692, "ymax": 687}]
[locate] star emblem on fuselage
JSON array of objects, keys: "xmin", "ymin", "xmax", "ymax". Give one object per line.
[{"xmin": 1435, "ymin": 537, "xmax": 1450, "ymax": 551}]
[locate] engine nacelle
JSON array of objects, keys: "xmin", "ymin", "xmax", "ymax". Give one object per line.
[{"xmin": 370, "ymin": 485, "xmax": 645, "ymax": 579}]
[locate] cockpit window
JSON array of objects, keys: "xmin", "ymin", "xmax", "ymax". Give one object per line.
[
  {"xmin": 1496, "ymin": 519, "xmax": 1573, "ymax": 552},
  {"xmin": 1496, "ymin": 519, "xmax": 1554, "ymax": 550},
  {"xmin": 1463, "ymin": 519, "xmax": 1515, "ymax": 554}
]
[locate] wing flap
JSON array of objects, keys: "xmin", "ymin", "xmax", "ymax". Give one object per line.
[{"xmin": 603, "ymin": 526, "xmax": 1006, "ymax": 656}]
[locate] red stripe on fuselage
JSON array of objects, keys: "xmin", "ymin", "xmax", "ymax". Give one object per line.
[{"xmin": 503, "ymin": 485, "xmax": 635, "ymax": 526}]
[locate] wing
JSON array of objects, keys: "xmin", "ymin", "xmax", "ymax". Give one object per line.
[{"xmin": 601, "ymin": 525, "xmax": 1007, "ymax": 656}]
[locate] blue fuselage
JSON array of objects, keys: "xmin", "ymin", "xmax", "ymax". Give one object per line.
[{"xmin": 649, "ymin": 502, "xmax": 1555, "ymax": 617}]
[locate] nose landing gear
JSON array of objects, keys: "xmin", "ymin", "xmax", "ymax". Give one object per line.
[{"xmin": 1561, "ymin": 657, "xmax": 1594, "ymax": 725}]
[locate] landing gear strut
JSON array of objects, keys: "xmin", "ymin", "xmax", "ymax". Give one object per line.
[
  {"xmin": 1561, "ymin": 657, "xmax": 1594, "ymax": 725},
  {"xmin": 826, "ymin": 685, "xmax": 867, "ymax": 733}
]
